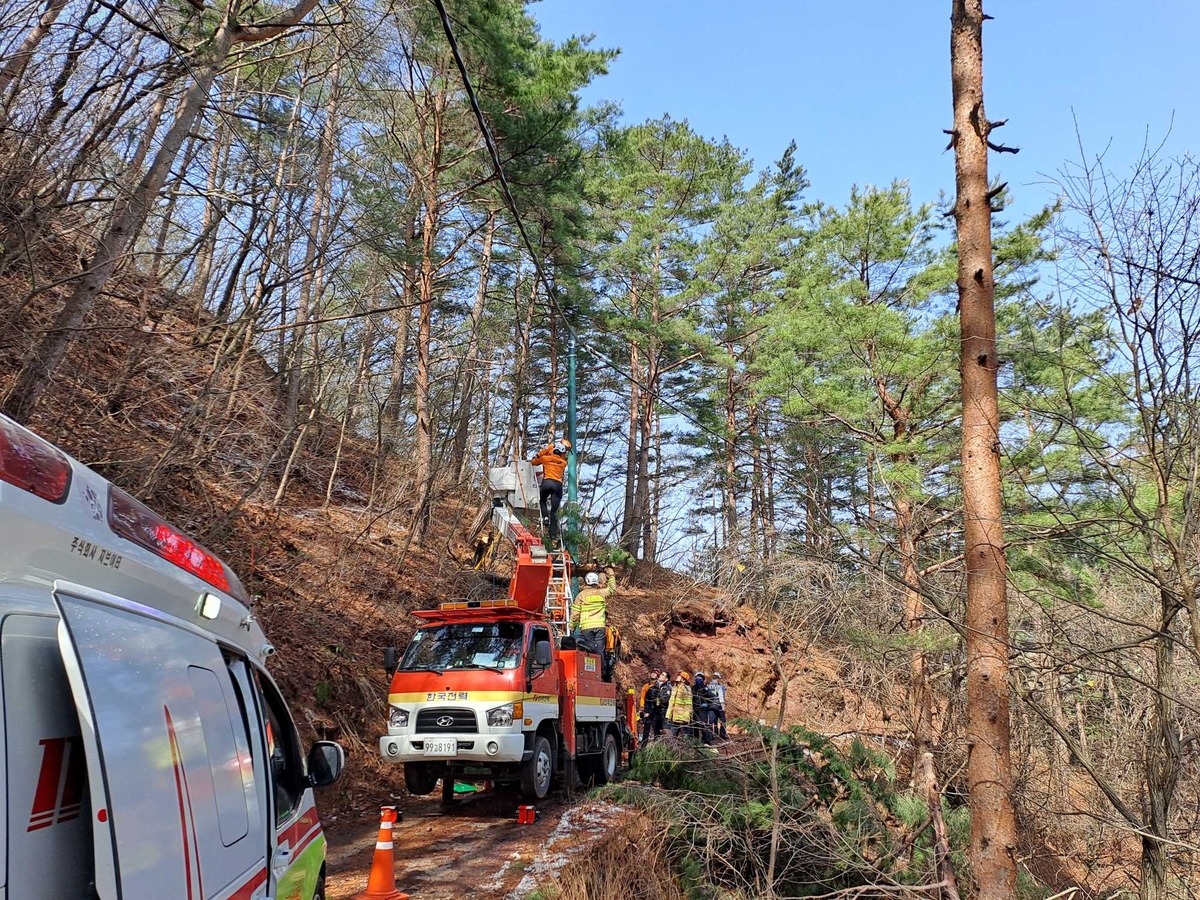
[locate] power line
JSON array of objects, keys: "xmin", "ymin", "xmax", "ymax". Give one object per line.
[{"xmin": 428, "ymin": 0, "xmax": 730, "ymax": 449}]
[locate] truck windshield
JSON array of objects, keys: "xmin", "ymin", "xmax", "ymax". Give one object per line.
[{"xmin": 400, "ymin": 622, "xmax": 524, "ymax": 672}]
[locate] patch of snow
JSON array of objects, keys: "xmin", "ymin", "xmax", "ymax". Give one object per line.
[
  {"xmin": 480, "ymin": 850, "xmax": 524, "ymax": 892},
  {"xmin": 505, "ymin": 802, "xmax": 633, "ymax": 899}
]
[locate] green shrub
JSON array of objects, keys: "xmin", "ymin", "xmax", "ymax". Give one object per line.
[{"xmin": 600, "ymin": 727, "xmax": 987, "ymax": 899}]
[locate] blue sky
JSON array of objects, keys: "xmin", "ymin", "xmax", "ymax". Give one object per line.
[{"xmin": 532, "ymin": 1, "xmax": 1200, "ymax": 220}]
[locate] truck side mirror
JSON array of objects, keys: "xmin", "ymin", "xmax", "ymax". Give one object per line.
[
  {"xmin": 307, "ymin": 741, "xmax": 345, "ymax": 787},
  {"xmin": 534, "ymin": 640, "xmax": 553, "ymax": 668},
  {"xmin": 384, "ymin": 646, "xmax": 398, "ymax": 674}
]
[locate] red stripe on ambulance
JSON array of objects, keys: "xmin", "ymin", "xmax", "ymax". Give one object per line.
[
  {"xmin": 27, "ymin": 736, "xmax": 85, "ymax": 831},
  {"xmin": 166, "ymin": 706, "xmax": 198, "ymax": 900}
]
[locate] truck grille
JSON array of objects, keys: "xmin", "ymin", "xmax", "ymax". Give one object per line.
[{"xmin": 416, "ymin": 708, "xmax": 478, "ymax": 734}]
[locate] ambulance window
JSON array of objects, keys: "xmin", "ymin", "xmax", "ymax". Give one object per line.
[
  {"xmin": 223, "ymin": 659, "xmax": 262, "ymax": 824},
  {"xmin": 188, "ymin": 666, "xmax": 250, "ymax": 845},
  {"xmin": 254, "ymin": 672, "xmax": 303, "ymax": 825}
]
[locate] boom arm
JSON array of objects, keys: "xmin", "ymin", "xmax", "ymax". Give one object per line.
[{"xmin": 487, "ymin": 463, "xmax": 571, "ymax": 623}]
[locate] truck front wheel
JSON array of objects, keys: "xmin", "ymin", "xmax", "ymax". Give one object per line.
[
  {"xmin": 520, "ymin": 735, "xmax": 553, "ymax": 800},
  {"xmin": 594, "ymin": 732, "xmax": 619, "ymax": 786},
  {"xmin": 404, "ymin": 762, "xmax": 438, "ymax": 796}
]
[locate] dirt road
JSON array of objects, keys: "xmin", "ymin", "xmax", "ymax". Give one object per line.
[{"xmin": 325, "ymin": 787, "xmax": 625, "ymax": 899}]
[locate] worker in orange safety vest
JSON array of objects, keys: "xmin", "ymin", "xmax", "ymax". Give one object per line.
[{"xmin": 531, "ymin": 439, "xmax": 570, "ymax": 542}]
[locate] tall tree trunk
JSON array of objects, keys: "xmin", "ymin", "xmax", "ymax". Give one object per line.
[
  {"xmin": 950, "ymin": 2, "xmax": 1019, "ymax": 897},
  {"xmin": 0, "ymin": 0, "xmax": 70, "ymax": 117},
  {"xmin": 895, "ymin": 489, "xmax": 933, "ymax": 772},
  {"xmin": 452, "ymin": 211, "xmax": 495, "ymax": 481},
  {"xmin": 501, "ymin": 273, "xmax": 536, "ymax": 464},
  {"xmin": 190, "ymin": 75, "xmax": 236, "ymax": 327},
  {"xmin": 646, "ymin": 404, "xmax": 662, "ymax": 563},
  {"xmin": 382, "ymin": 217, "xmax": 417, "ymax": 451},
  {"xmin": 1, "ymin": 0, "xmax": 318, "ymax": 423},
  {"xmin": 410, "ymin": 79, "xmax": 448, "ymax": 542},
  {"xmin": 622, "ymin": 281, "xmax": 640, "ymax": 550},
  {"xmin": 724, "ymin": 363, "xmax": 739, "ymax": 548},
  {"xmin": 1141, "ymin": 591, "xmax": 1181, "ymax": 900},
  {"xmin": 412, "ymin": 189, "xmax": 439, "ymax": 540},
  {"xmin": 631, "ymin": 384, "xmax": 653, "ymax": 561},
  {"xmin": 285, "ymin": 58, "xmax": 340, "ymax": 435}
]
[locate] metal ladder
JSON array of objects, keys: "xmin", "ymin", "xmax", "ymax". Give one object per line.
[{"xmin": 545, "ymin": 549, "xmax": 572, "ymax": 629}]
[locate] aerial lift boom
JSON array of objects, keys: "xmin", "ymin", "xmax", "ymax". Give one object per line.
[{"xmin": 487, "ymin": 461, "xmax": 572, "ymax": 627}]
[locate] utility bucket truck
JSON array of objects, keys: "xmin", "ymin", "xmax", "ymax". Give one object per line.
[{"xmin": 379, "ymin": 461, "xmax": 631, "ymax": 801}]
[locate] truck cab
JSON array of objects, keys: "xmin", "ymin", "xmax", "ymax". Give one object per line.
[{"xmin": 0, "ymin": 414, "xmax": 344, "ymax": 900}]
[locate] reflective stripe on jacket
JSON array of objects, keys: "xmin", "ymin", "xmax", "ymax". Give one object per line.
[
  {"xmin": 666, "ymin": 684, "xmax": 693, "ymax": 723},
  {"xmin": 572, "ymin": 575, "xmax": 613, "ymax": 630},
  {"xmin": 531, "ymin": 444, "xmax": 567, "ymax": 482}
]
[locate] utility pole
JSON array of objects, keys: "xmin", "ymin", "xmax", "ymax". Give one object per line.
[
  {"xmin": 566, "ymin": 335, "xmax": 581, "ymax": 594},
  {"xmin": 567, "ymin": 334, "xmax": 579, "ymax": 506}
]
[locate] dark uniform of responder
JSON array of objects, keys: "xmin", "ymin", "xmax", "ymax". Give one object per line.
[
  {"xmin": 641, "ymin": 670, "xmax": 668, "ymax": 741},
  {"xmin": 572, "ymin": 569, "xmax": 614, "ymax": 667}
]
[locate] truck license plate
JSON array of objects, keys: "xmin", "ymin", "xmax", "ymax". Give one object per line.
[{"xmin": 424, "ymin": 738, "xmax": 457, "ymax": 756}]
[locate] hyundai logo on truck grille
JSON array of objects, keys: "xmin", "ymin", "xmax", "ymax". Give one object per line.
[{"xmin": 416, "ymin": 708, "xmax": 477, "ymax": 733}]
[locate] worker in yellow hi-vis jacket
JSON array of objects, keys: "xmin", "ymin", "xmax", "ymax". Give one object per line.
[{"xmin": 572, "ymin": 567, "xmax": 614, "ymax": 664}]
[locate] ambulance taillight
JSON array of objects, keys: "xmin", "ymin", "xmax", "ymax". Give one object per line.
[
  {"xmin": 0, "ymin": 416, "xmax": 72, "ymax": 503},
  {"xmin": 107, "ymin": 486, "xmax": 250, "ymax": 603}
]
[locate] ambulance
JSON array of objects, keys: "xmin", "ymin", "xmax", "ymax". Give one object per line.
[{"xmin": 0, "ymin": 414, "xmax": 344, "ymax": 899}]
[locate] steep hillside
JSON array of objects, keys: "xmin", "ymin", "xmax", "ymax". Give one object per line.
[
  {"xmin": 0, "ymin": 276, "xmax": 829, "ymax": 815},
  {"xmin": 0, "ymin": 277, "xmax": 500, "ymax": 814}
]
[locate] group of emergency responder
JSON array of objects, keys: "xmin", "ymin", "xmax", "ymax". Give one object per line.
[{"xmin": 638, "ymin": 669, "xmax": 729, "ymax": 745}]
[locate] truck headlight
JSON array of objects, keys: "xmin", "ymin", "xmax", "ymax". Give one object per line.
[
  {"xmin": 388, "ymin": 705, "xmax": 409, "ymax": 729},
  {"xmin": 486, "ymin": 701, "xmax": 522, "ymax": 728}
]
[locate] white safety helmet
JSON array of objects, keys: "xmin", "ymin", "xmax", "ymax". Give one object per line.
[{"xmin": 584, "ymin": 571, "xmax": 601, "ymax": 586}]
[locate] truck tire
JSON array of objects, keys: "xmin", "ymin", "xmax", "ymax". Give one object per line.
[
  {"xmin": 441, "ymin": 775, "xmax": 456, "ymax": 805},
  {"xmin": 520, "ymin": 735, "xmax": 553, "ymax": 800},
  {"xmin": 404, "ymin": 762, "xmax": 438, "ymax": 796},
  {"xmin": 577, "ymin": 753, "xmax": 595, "ymax": 786},
  {"xmin": 594, "ymin": 731, "xmax": 619, "ymax": 786}
]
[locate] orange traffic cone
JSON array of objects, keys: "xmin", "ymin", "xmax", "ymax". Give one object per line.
[{"xmin": 353, "ymin": 807, "xmax": 410, "ymax": 900}]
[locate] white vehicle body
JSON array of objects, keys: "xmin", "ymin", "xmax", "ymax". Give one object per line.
[{"xmin": 0, "ymin": 415, "xmax": 342, "ymax": 900}]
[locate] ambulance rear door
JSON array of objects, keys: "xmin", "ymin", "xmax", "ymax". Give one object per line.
[
  {"xmin": 52, "ymin": 582, "xmax": 270, "ymax": 900},
  {"xmin": 2, "ymin": 612, "xmax": 93, "ymax": 898}
]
